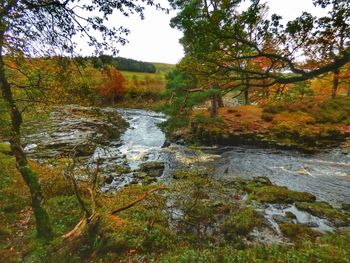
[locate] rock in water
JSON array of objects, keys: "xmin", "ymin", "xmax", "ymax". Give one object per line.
[
  {"xmin": 139, "ymin": 161, "xmax": 165, "ymax": 177},
  {"xmin": 24, "ymin": 105, "xmax": 128, "ymax": 159}
]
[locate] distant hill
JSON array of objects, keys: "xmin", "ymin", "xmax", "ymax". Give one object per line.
[
  {"xmin": 77, "ymin": 55, "xmax": 156, "ymax": 73},
  {"xmin": 152, "ymin": 63, "xmax": 176, "ymax": 75},
  {"xmin": 76, "ymin": 55, "xmax": 176, "ymax": 76}
]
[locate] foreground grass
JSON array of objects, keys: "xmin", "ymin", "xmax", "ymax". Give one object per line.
[{"xmin": 0, "ymin": 145, "xmax": 349, "ymax": 262}]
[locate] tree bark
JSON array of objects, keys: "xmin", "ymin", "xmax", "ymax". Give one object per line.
[
  {"xmin": 0, "ymin": 36, "xmax": 53, "ymax": 241},
  {"xmin": 217, "ymin": 93, "xmax": 224, "ymax": 108},
  {"xmin": 210, "ymin": 94, "xmax": 218, "ymax": 118},
  {"xmin": 332, "ymin": 69, "xmax": 340, "ymax": 98},
  {"xmin": 244, "ymin": 78, "xmax": 250, "ymax": 105},
  {"xmin": 244, "ymin": 89, "xmax": 249, "ymax": 105}
]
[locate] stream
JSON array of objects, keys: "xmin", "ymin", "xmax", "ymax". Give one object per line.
[
  {"xmin": 24, "ymin": 107, "xmax": 350, "ymax": 206},
  {"xmin": 111, "ymin": 109, "xmax": 350, "ymax": 208},
  {"xmin": 23, "ymin": 107, "xmax": 350, "ymax": 234}
]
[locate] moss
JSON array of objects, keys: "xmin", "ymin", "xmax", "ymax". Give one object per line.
[
  {"xmin": 159, "ymin": 232, "xmax": 350, "ymax": 262},
  {"xmin": 285, "ymin": 211, "xmax": 297, "ymax": 220},
  {"xmin": 295, "ymin": 202, "xmax": 349, "ymax": 223},
  {"xmin": 173, "ymin": 169, "xmax": 194, "ymax": 179},
  {"xmin": 46, "ymin": 195, "xmax": 83, "ymax": 236},
  {"xmin": 249, "ymin": 185, "xmax": 316, "ymax": 204},
  {"xmin": 341, "ymin": 203, "xmax": 350, "ymax": 212},
  {"xmin": 0, "ymin": 143, "xmax": 11, "ymax": 155},
  {"xmin": 219, "ymin": 208, "xmax": 262, "ymax": 241},
  {"xmin": 279, "ymin": 223, "xmax": 319, "ymax": 243},
  {"xmin": 0, "ymin": 225, "xmax": 12, "ymax": 238},
  {"xmin": 245, "ymin": 176, "xmax": 272, "ymax": 190},
  {"xmin": 115, "ymin": 165, "xmax": 131, "ymax": 175},
  {"xmin": 0, "ymin": 152, "xmax": 29, "ymax": 222}
]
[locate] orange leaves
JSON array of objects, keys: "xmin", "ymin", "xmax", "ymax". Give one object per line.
[{"xmin": 99, "ymin": 67, "xmax": 127, "ymax": 102}]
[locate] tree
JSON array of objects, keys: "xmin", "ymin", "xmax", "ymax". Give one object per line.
[
  {"xmin": 99, "ymin": 67, "xmax": 127, "ymax": 104},
  {"xmin": 0, "ymin": 0, "xmax": 161, "ymax": 241},
  {"xmin": 170, "ymin": 0, "xmax": 350, "ymax": 89}
]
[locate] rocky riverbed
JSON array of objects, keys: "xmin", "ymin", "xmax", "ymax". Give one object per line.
[{"xmin": 22, "ymin": 106, "xmax": 350, "ymax": 244}]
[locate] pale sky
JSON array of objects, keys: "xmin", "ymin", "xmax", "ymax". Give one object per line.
[{"xmin": 77, "ymin": 0, "xmax": 328, "ymax": 64}]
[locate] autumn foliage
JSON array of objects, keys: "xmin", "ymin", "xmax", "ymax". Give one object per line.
[{"xmin": 99, "ymin": 67, "xmax": 127, "ymax": 104}]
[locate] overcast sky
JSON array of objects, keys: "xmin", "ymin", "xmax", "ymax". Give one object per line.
[{"xmin": 78, "ymin": 0, "xmax": 328, "ymax": 64}]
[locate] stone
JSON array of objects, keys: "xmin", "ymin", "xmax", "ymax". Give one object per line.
[
  {"xmin": 272, "ymin": 215, "xmax": 293, "ymax": 224},
  {"xmin": 251, "ymin": 177, "xmax": 273, "ymax": 187},
  {"xmin": 139, "ymin": 161, "xmax": 165, "ymax": 177},
  {"xmin": 143, "ymin": 176, "xmax": 157, "ymax": 185},
  {"xmin": 104, "ymin": 175, "xmax": 114, "ymax": 185},
  {"xmin": 341, "ymin": 203, "xmax": 350, "ymax": 212},
  {"xmin": 285, "ymin": 211, "xmax": 297, "ymax": 220},
  {"xmin": 300, "ymin": 222, "xmax": 319, "ymax": 228},
  {"xmin": 133, "ymin": 172, "xmax": 147, "ymax": 179},
  {"xmin": 162, "ymin": 140, "xmax": 171, "ymax": 148},
  {"xmin": 176, "ymin": 138, "xmax": 185, "ymax": 145}
]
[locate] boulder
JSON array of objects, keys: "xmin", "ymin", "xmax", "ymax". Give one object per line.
[{"xmin": 139, "ymin": 161, "xmax": 165, "ymax": 177}]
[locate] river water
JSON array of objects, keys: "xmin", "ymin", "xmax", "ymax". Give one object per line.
[
  {"xmin": 114, "ymin": 109, "xmax": 350, "ymax": 207},
  {"xmin": 24, "ymin": 107, "xmax": 350, "ymax": 207}
]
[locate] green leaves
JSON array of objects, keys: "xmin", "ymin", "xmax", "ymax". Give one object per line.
[{"xmin": 170, "ymin": 0, "xmax": 350, "ymax": 88}]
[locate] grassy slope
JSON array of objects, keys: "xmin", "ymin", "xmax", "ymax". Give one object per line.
[
  {"xmin": 0, "ymin": 142, "xmax": 349, "ymax": 262},
  {"xmin": 121, "ymin": 62, "xmax": 175, "ymax": 81},
  {"xmin": 190, "ymin": 97, "xmax": 350, "ymax": 150}
]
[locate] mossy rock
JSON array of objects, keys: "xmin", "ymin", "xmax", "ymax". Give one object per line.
[
  {"xmin": 285, "ymin": 211, "xmax": 297, "ymax": 220},
  {"xmin": 245, "ymin": 177, "xmax": 272, "ymax": 191},
  {"xmin": 249, "ymin": 185, "xmax": 316, "ymax": 204},
  {"xmin": 139, "ymin": 161, "xmax": 165, "ymax": 177},
  {"xmin": 133, "ymin": 172, "xmax": 147, "ymax": 179},
  {"xmin": 296, "ymin": 202, "xmax": 349, "ymax": 224},
  {"xmin": 115, "ymin": 165, "xmax": 131, "ymax": 175},
  {"xmin": 219, "ymin": 208, "xmax": 263, "ymax": 240},
  {"xmin": 341, "ymin": 203, "xmax": 350, "ymax": 213},
  {"xmin": 223, "ymin": 178, "xmax": 247, "ymax": 191},
  {"xmin": 279, "ymin": 223, "xmax": 319, "ymax": 243},
  {"xmin": 172, "ymin": 169, "xmax": 200, "ymax": 180},
  {"xmin": 143, "ymin": 176, "xmax": 157, "ymax": 185}
]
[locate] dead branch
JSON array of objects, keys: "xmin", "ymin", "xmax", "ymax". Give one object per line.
[
  {"xmin": 111, "ymin": 187, "xmax": 168, "ymax": 215},
  {"xmin": 48, "ymin": 213, "xmax": 100, "ymax": 260}
]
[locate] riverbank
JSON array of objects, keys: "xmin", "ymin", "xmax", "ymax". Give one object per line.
[
  {"xmin": 172, "ymin": 97, "xmax": 350, "ymax": 152},
  {"xmin": 1, "ymin": 145, "xmax": 349, "ymax": 261},
  {"xmin": 1, "ymin": 105, "xmax": 350, "ymax": 262}
]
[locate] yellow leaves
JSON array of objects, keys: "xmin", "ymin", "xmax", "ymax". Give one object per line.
[{"xmin": 273, "ymin": 111, "xmax": 316, "ymax": 126}]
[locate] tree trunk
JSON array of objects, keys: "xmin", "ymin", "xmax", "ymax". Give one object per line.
[
  {"xmin": 244, "ymin": 79, "xmax": 250, "ymax": 105},
  {"xmin": 244, "ymin": 89, "xmax": 249, "ymax": 105},
  {"xmin": 210, "ymin": 94, "xmax": 217, "ymax": 118},
  {"xmin": 332, "ymin": 69, "xmax": 340, "ymax": 98},
  {"xmin": 0, "ymin": 43, "xmax": 53, "ymax": 241},
  {"xmin": 217, "ymin": 93, "xmax": 224, "ymax": 108}
]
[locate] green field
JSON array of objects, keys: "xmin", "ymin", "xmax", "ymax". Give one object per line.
[{"xmin": 121, "ymin": 62, "xmax": 175, "ymax": 81}]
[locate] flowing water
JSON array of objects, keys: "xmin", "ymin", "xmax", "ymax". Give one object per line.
[
  {"xmin": 24, "ymin": 107, "xmax": 350, "ymax": 207},
  {"xmin": 113, "ymin": 109, "xmax": 350, "ymax": 207},
  {"xmin": 214, "ymin": 147, "xmax": 350, "ymax": 207},
  {"xmin": 22, "ymin": 107, "xmax": 350, "ymax": 235},
  {"xmin": 115, "ymin": 109, "xmax": 166, "ymax": 170}
]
